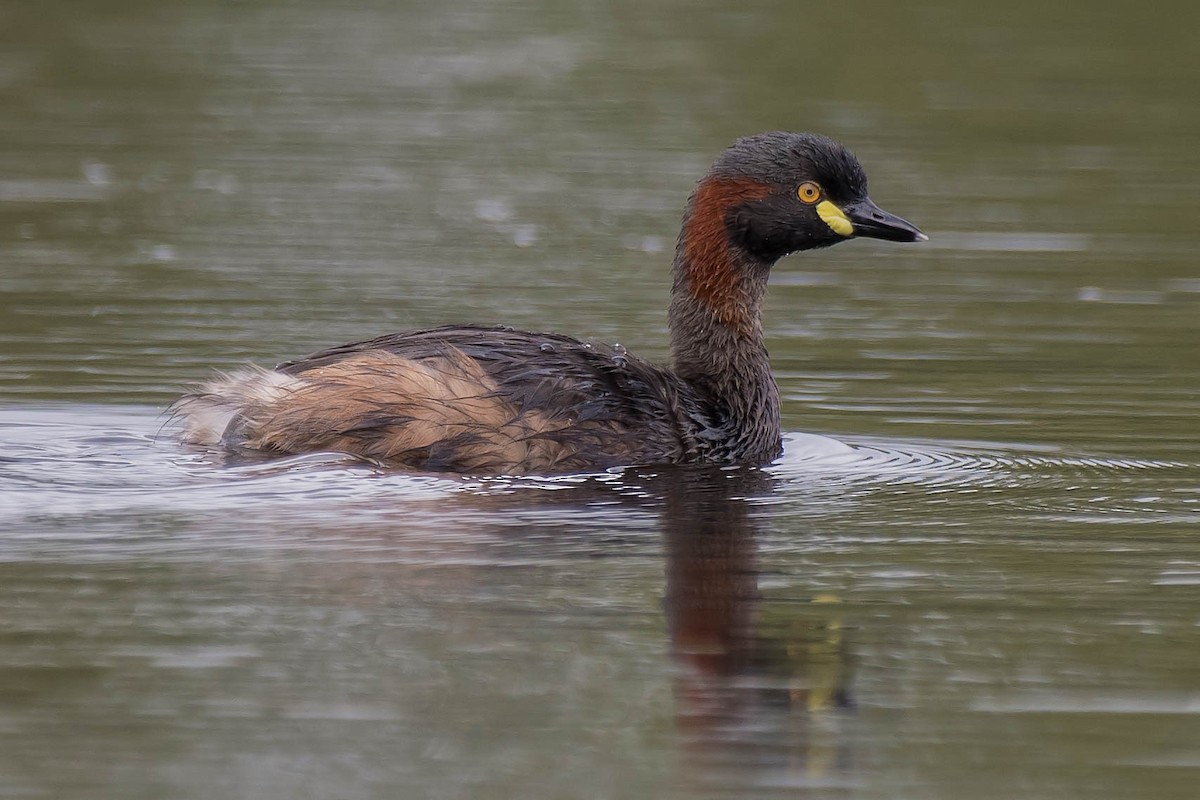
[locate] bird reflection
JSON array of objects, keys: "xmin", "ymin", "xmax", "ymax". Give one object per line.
[
  {"xmin": 650, "ymin": 466, "xmax": 854, "ymax": 794},
  {"xmin": 210, "ymin": 461, "xmax": 857, "ymax": 792}
]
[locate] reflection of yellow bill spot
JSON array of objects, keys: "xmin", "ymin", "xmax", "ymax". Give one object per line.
[{"xmin": 817, "ymin": 200, "xmax": 854, "ymax": 237}]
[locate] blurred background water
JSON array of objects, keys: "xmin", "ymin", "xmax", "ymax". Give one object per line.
[{"xmin": 1, "ymin": 1, "xmax": 1198, "ymax": 798}]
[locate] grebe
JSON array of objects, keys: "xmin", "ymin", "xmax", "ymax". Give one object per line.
[{"xmin": 175, "ymin": 132, "xmax": 925, "ymax": 474}]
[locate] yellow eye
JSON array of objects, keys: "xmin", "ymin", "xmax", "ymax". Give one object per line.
[{"xmin": 797, "ymin": 182, "xmax": 822, "ymax": 204}]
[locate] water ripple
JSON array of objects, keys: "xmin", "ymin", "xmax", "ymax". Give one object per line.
[
  {"xmin": 1, "ymin": 408, "xmax": 1196, "ymax": 533},
  {"xmin": 773, "ymin": 431, "xmax": 1197, "ymax": 520}
]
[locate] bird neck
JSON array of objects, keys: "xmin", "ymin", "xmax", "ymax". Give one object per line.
[{"xmin": 668, "ymin": 177, "xmax": 782, "ymax": 461}]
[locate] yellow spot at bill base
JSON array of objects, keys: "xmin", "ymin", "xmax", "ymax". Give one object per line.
[{"xmin": 816, "ymin": 200, "xmax": 854, "ymax": 237}]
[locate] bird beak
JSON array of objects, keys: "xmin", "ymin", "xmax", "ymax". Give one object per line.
[{"xmin": 842, "ymin": 197, "xmax": 927, "ymax": 243}]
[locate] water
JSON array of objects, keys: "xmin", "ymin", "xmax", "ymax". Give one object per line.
[{"xmin": 2, "ymin": 1, "xmax": 1199, "ymax": 798}]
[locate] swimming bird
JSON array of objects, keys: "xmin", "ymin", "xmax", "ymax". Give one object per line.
[{"xmin": 175, "ymin": 132, "xmax": 925, "ymax": 474}]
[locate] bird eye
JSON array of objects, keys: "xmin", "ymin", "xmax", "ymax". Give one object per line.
[{"xmin": 797, "ymin": 182, "xmax": 822, "ymax": 204}]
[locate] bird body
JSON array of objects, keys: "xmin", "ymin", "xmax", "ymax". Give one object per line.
[
  {"xmin": 187, "ymin": 325, "xmax": 720, "ymax": 473},
  {"xmin": 175, "ymin": 132, "xmax": 925, "ymax": 474}
]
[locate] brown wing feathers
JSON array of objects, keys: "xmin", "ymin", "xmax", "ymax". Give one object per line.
[
  {"xmin": 255, "ymin": 349, "xmax": 582, "ymax": 472},
  {"xmin": 175, "ymin": 326, "xmax": 700, "ymax": 473}
]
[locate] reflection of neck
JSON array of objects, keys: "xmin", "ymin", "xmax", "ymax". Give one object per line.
[
  {"xmin": 659, "ymin": 467, "xmax": 854, "ymax": 792},
  {"xmin": 668, "ymin": 178, "xmax": 781, "ymax": 462},
  {"xmin": 662, "ymin": 468, "xmax": 762, "ymax": 685}
]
